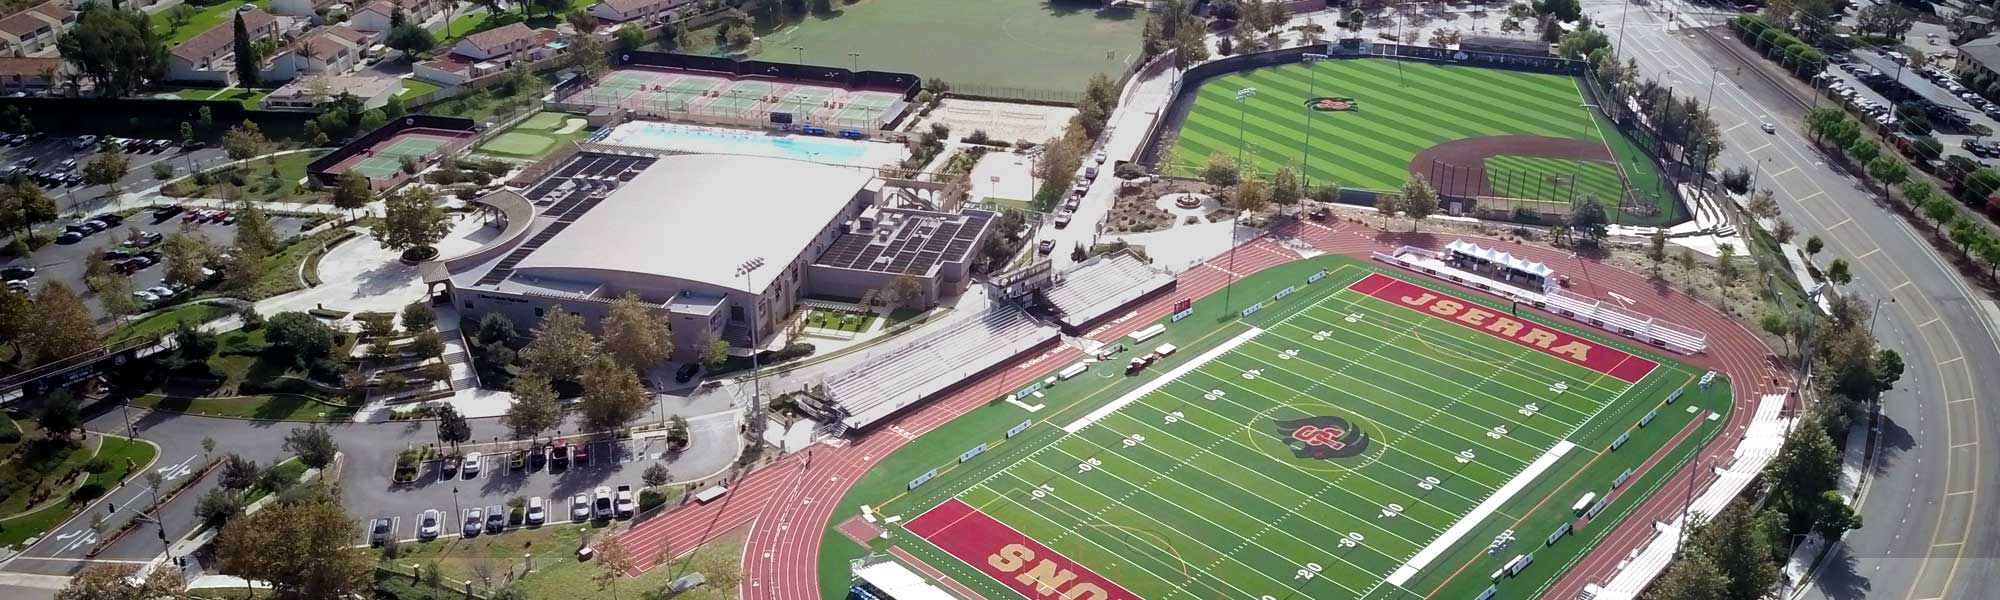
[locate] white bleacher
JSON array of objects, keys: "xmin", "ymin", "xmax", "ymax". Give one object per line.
[
  {"xmin": 1371, "ymin": 246, "xmax": 1707, "ymax": 354},
  {"xmin": 824, "ymin": 303, "xmax": 1060, "ymax": 431},
  {"xmin": 1043, "ymin": 251, "xmax": 1176, "ymax": 329}
]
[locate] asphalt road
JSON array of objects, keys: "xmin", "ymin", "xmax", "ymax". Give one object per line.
[{"xmin": 1611, "ymin": 11, "xmax": 2000, "ymax": 600}]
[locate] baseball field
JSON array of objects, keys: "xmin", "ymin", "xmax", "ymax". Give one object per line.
[
  {"xmin": 1165, "ymin": 58, "xmax": 1678, "ymax": 224},
  {"xmin": 831, "ymin": 256, "xmax": 1728, "ymax": 600}
]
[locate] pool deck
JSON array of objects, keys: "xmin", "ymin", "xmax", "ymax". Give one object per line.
[{"xmin": 594, "ymin": 121, "xmax": 907, "ymax": 169}]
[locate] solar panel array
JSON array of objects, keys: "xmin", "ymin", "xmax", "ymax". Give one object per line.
[
  {"xmin": 815, "ymin": 211, "xmax": 990, "ymax": 275},
  {"xmin": 473, "ymin": 153, "xmax": 656, "ymax": 287}
]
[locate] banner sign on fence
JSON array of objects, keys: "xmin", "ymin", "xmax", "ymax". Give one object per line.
[
  {"xmin": 1639, "ymin": 409, "xmax": 1658, "ymax": 428},
  {"xmin": 959, "ymin": 443, "xmax": 989, "ymax": 463},
  {"xmin": 1666, "ymin": 388, "xmax": 1685, "ymax": 404},
  {"xmin": 1475, "ymin": 586, "xmax": 1498, "ymax": 600},
  {"xmin": 1308, "ymin": 269, "xmax": 1330, "ymax": 284},
  {"xmin": 1275, "ymin": 286, "xmax": 1297, "ymax": 301},
  {"xmin": 1508, "ymin": 554, "xmax": 1534, "ymax": 576},
  {"xmin": 1610, "ymin": 431, "xmax": 1631, "ymax": 451},
  {"xmin": 1014, "ymin": 382, "xmax": 1043, "ymax": 401},
  {"xmin": 1240, "ymin": 302, "xmax": 1266, "ymax": 318},
  {"xmin": 1007, "ymin": 419, "xmax": 1032, "ymax": 438},
  {"xmin": 1547, "ymin": 523, "xmax": 1572, "ymax": 546},
  {"xmin": 1700, "ymin": 370, "xmax": 1717, "ymax": 390},
  {"xmin": 908, "ymin": 469, "xmax": 939, "ymax": 491},
  {"xmin": 1172, "ymin": 306, "xmax": 1195, "ymax": 322},
  {"xmin": 1586, "ymin": 498, "xmax": 1608, "ymax": 519},
  {"xmin": 1613, "ymin": 468, "xmax": 1634, "ymax": 489}
]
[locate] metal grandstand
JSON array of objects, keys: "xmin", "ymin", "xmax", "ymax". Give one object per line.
[
  {"xmin": 472, "ymin": 153, "xmax": 656, "ymax": 287},
  {"xmin": 800, "ymin": 301, "xmax": 1060, "ymax": 433},
  {"xmin": 1039, "ymin": 250, "xmax": 1176, "ymax": 330}
]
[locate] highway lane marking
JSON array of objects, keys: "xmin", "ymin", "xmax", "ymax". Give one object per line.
[{"xmin": 1857, "ymin": 248, "xmax": 1881, "ymax": 260}]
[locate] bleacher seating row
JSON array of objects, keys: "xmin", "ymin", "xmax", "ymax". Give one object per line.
[
  {"xmin": 822, "ymin": 303, "xmax": 1059, "ymax": 431},
  {"xmin": 1371, "ymin": 247, "xmax": 1708, "ymax": 355},
  {"xmin": 1043, "ymin": 252, "xmax": 1176, "ymax": 329}
]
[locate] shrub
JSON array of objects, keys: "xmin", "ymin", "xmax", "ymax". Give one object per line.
[
  {"xmin": 82, "ymin": 457, "xmax": 110, "ymax": 473},
  {"xmin": 70, "ymin": 482, "xmax": 106, "ymax": 503},
  {"xmin": 196, "ymin": 487, "xmax": 245, "ymax": 525},
  {"xmin": 638, "ymin": 488, "xmax": 668, "ymax": 512}
]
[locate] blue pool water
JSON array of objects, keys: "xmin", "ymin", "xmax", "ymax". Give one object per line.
[{"xmin": 599, "ymin": 122, "xmax": 870, "ymax": 163}]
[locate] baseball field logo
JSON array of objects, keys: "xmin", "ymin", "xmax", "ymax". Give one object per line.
[
  {"xmin": 1273, "ymin": 415, "xmax": 1370, "ymax": 460},
  {"xmin": 1305, "ymin": 96, "xmax": 1360, "ymax": 112}
]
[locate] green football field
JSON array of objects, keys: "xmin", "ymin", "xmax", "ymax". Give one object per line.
[
  {"xmin": 1165, "ymin": 59, "xmax": 1677, "ymax": 224},
  {"xmin": 862, "ymin": 260, "xmax": 1728, "ymax": 600},
  {"xmin": 1484, "ymin": 155, "xmax": 1627, "ymax": 205}
]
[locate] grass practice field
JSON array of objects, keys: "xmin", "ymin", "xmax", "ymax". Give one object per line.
[
  {"xmin": 748, "ymin": 0, "xmax": 1142, "ymax": 97},
  {"xmin": 827, "ymin": 257, "xmax": 1727, "ymax": 600},
  {"xmin": 1166, "ymin": 59, "xmax": 1675, "ymax": 222},
  {"xmin": 1484, "ymin": 156, "xmax": 1627, "ymax": 205},
  {"xmin": 473, "ymin": 111, "xmax": 592, "ymax": 160}
]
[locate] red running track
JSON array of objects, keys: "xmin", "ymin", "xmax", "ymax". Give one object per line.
[{"xmin": 612, "ymin": 220, "xmax": 1777, "ymax": 600}]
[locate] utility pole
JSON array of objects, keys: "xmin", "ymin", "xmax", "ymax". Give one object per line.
[
  {"xmin": 1302, "ymin": 53, "xmax": 1328, "ymax": 185},
  {"xmin": 1225, "ymin": 87, "xmax": 1257, "ymax": 317}
]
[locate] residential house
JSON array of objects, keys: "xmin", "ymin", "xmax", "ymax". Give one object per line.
[
  {"xmin": 587, "ymin": 0, "xmax": 691, "ymax": 24},
  {"xmin": 350, "ymin": 0, "xmax": 443, "ymax": 33},
  {"xmin": 261, "ymin": 74, "xmax": 400, "ymax": 110},
  {"xmin": 270, "ymin": 0, "xmax": 337, "ymax": 18},
  {"xmin": 165, "ymin": 8, "xmax": 281, "ymax": 84},
  {"xmin": 0, "ymin": 56, "xmax": 60, "ymax": 91},
  {"xmin": 413, "ymin": 24, "xmax": 561, "ymax": 86},
  {"xmin": 264, "ymin": 25, "xmax": 365, "ymax": 80},
  {"xmin": 0, "ymin": 1, "xmax": 71, "ymax": 57}
]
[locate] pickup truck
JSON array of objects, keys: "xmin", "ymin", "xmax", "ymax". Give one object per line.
[{"xmin": 614, "ymin": 485, "xmax": 635, "ymax": 518}]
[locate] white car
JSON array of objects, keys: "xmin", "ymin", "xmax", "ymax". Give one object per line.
[
  {"xmin": 132, "ymin": 290, "xmax": 158, "ymax": 303},
  {"xmin": 1760, "ymin": 121, "xmax": 1776, "ymax": 134},
  {"xmin": 1093, "ymin": 151, "xmax": 1107, "ymax": 164},
  {"xmin": 571, "ymin": 493, "xmax": 590, "ymax": 522},
  {"xmin": 593, "ymin": 486, "xmax": 613, "ymax": 520},
  {"xmin": 462, "ymin": 452, "xmax": 481, "ymax": 477},
  {"xmin": 418, "ymin": 509, "xmax": 441, "ymax": 540},
  {"xmin": 526, "ymin": 496, "xmax": 546, "ymax": 526},
  {"xmin": 145, "ymin": 285, "xmax": 174, "ymax": 298},
  {"xmin": 614, "ymin": 486, "xmax": 635, "ymax": 518}
]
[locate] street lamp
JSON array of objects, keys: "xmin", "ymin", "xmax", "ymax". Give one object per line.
[
  {"xmin": 736, "ymin": 257, "xmax": 767, "ymax": 406},
  {"xmin": 847, "ymin": 52, "xmax": 861, "ymax": 72},
  {"xmin": 793, "ymin": 46, "xmax": 805, "ymax": 65},
  {"xmin": 1301, "ymin": 54, "xmax": 1328, "ymax": 185},
  {"xmin": 1225, "ymin": 87, "xmax": 1258, "ymax": 317},
  {"xmin": 1869, "ymin": 296, "xmax": 1895, "ymax": 337}
]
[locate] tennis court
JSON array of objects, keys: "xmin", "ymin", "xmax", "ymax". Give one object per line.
[
  {"xmin": 325, "ymin": 128, "xmax": 476, "ymax": 185},
  {"xmin": 560, "ymin": 67, "xmax": 911, "ymax": 130}
]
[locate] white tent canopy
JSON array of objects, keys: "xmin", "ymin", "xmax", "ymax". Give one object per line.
[{"xmin": 1445, "ymin": 239, "xmax": 1556, "ymax": 279}]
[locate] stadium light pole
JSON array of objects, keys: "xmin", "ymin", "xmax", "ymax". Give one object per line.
[
  {"xmin": 793, "ymin": 46, "xmax": 805, "ymax": 65},
  {"xmin": 1226, "ymin": 87, "xmax": 1258, "ymax": 317},
  {"xmin": 848, "ymin": 52, "xmax": 861, "ymax": 72},
  {"xmin": 1301, "ymin": 53, "xmax": 1328, "ymax": 185},
  {"xmin": 737, "ymin": 257, "xmax": 767, "ymax": 408}
]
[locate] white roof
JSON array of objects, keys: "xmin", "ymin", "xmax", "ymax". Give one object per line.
[
  {"xmin": 515, "ymin": 154, "xmax": 872, "ymax": 291},
  {"xmin": 852, "ymin": 561, "xmax": 958, "ymax": 600},
  {"xmin": 1446, "ymin": 239, "xmax": 1555, "ymax": 278}
]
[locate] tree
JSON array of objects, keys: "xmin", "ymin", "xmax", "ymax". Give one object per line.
[
  {"xmin": 1202, "ymin": 151, "xmax": 1240, "ymax": 187},
  {"xmin": 579, "ymin": 356, "xmax": 648, "ymax": 431},
  {"xmin": 331, "ymin": 171, "xmax": 372, "ymax": 216},
  {"xmin": 1774, "ymin": 220, "xmax": 1797, "ymax": 244},
  {"xmin": 36, "ymin": 391, "xmax": 81, "ymax": 440},
  {"xmin": 26, "ymin": 283, "xmax": 98, "ymax": 365},
  {"xmin": 642, "ymin": 463, "xmax": 671, "ymax": 487},
  {"xmin": 55, "ymin": 564, "xmax": 186, "ymax": 600},
  {"xmin": 222, "ymin": 121, "xmax": 269, "ymax": 163},
  {"xmin": 1826, "ymin": 258, "xmax": 1852, "ymax": 285},
  {"xmin": 1270, "ymin": 165, "xmax": 1303, "ymax": 209},
  {"xmin": 888, "ymin": 273, "xmax": 925, "ymax": 308},
  {"xmin": 1812, "ymin": 489, "xmax": 1862, "ymax": 542},
  {"xmin": 1687, "ymin": 500, "xmax": 1781, "ymax": 600},
  {"xmin": 1767, "ymin": 419, "xmax": 1843, "ymax": 534},
  {"xmin": 566, "ymin": 32, "xmax": 611, "ymax": 78},
  {"xmin": 1533, "ymin": 0, "xmax": 1580, "ymax": 20},
  {"xmin": 702, "ymin": 335, "xmax": 730, "ymax": 370},
  {"xmin": 1847, "ymin": 138, "xmax": 1880, "ymax": 165},
  {"xmin": 196, "ymin": 486, "xmax": 245, "ymax": 526},
  {"xmin": 615, "ymin": 24, "xmax": 647, "ymax": 48},
  {"xmin": 1647, "ymin": 230, "xmax": 1668, "ymax": 273},
  {"xmin": 1401, "ymin": 174, "xmax": 1438, "ymax": 231},
  {"xmin": 1867, "ymin": 156, "xmax": 1908, "ymax": 188},
  {"xmin": 96, "ymin": 275, "xmax": 139, "ymax": 318},
  {"xmin": 1646, "ymin": 549, "xmax": 1730, "ymax": 600},
  {"xmin": 232, "ymin": 12, "xmax": 259, "ymax": 87},
  {"xmin": 1920, "ymin": 197, "xmax": 1957, "ymax": 230},
  {"xmin": 373, "ymin": 188, "xmax": 451, "ymax": 255},
  {"xmin": 1745, "ymin": 189, "xmax": 1780, "ymax": 221},
  {"xmin": 592, "ymin": 533, "xmax": 635, "ymax": 599},
  {"xmin": 57, "ymin": 4, "xmax": 168, "ymax": 97},
  {"xmin": 1855, "ymin": 4, "xmax": 1913, "ymax": 39},
  {"xmin": 220, "ymin": 453, "xmax": 260, "ymax": 489},
  {"xmin": 233, "ymin": 201, "xmax": 280, "ymax": 257},
  {"xmin": 1234, "ymin": 174, "xmax": 1271, "ymax": 213},
  {"xmin": 357, "ymin": 109, "xmax": 387, "ymax": 133},
  {"xmin": 282, "ymin": 426, "xmax": 338, "ymax": 469},
  {"xmin": 386, "ymin": 22, "xmax": 436, "ymax": 57},
  {"xmin": 522, "ymin": 309, "xmax": 598, "ymax": 383},
  {"xmin": 1568, "ymin": 199, "xmax": 1609, "ymax": 247},
  {"xmin": 602, "ymin": 292, "xmax": 671, "ymax": 372},
  {"xmin": 0, "ymin": 286, "xmax": 27, "ymax": 358},
  {"xmin": 265, "ymin": 312, "xmax": 336, "ymax": 367},
  {"xmin": 504, "ymin": 373, "xmax": 563, "ymax": 439},
  {"xmin": 1760, "ymin": 312, "xmax": 1793, "ymax": 340},
  {"xmin": 435, "ymin": 404, "xmax": 471, "ymax": 449},
  {"xmin": 1806, "ymin": 235, "xmax": 1824, "ymax": 256},
  {"xmin": 82, "ymin": 146, "xmax": 128, "ymax": 187},
  {"xmin": 477, "ymin": 313, "xmax": 517, "ymax": 345},
  {"xmin": 213, "ymin": 487, "xmax": 370, "ymax": 599},
  {"xmin": 160, "ymin": 233, "xmax": 214, "ymax": 287}
]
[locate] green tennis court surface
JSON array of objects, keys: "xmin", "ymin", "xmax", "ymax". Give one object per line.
[
  {"xmin": 1483, "ymin": 156, "xmax": 1627, "ymax": 205},
  {"xmin": 879, "ymin": 262, "xmax": 1726, "ymax": 600},
  {"xmin": 350, "ymin": 137, "xmax": 448, "ymax": 178}
]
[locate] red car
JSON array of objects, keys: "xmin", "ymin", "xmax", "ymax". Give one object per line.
[{"xmin": 573, "ymin": 442, "xmax": 590, "ymax": 466}]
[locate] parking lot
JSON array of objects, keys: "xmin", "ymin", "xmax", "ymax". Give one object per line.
[
  {"xmin": 362, "ymin": 437, "xmax": 693, "ymax": 545},
  {"xmin": 1818, "ymin": 51, "xmax": 1997, "ymax": 167},
  {"xmin": 0, "ymin": 205, "xmax": 311, "ymax": 320},
  {"xmin": 0, "ymin": 134, "xmax": 231, "ymax": 215}
]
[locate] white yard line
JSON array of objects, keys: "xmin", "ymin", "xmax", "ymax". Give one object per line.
[
  {"xmin": 1062, "ymin": 326, "xmax": 1265, "ymax": 433},
  {"xmin": 1386, "ymin": 441, "xmax": 1578, "ymax": 587}
]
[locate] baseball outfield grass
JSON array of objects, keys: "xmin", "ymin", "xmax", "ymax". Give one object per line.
[
  {"xmin": 1483, "ymin": 156, "xmax": 1627, "ymax": 206},
  {"xmin": 816, "ymin": 255, "xmax": 1728, "ymax": 600}
]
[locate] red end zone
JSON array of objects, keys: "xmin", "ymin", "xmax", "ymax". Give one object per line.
[
  {"xmin": 1349, "ymin": 273, "xmax": 1658, "ymax": 384},
  {"xmin": 903, "ymin": 498, "xmax": 1139, "ymax": 600}
]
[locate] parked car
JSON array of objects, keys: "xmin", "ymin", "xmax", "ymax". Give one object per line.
[
  {"xmin": 615, "ymin": 485, "xmax": 635, "ymax": 518},
  {"xmin": 485, "ymin": 506, "xmax": 505, "ymax": 533},
  {"xmin": 146, "ymin": 285, "xmax": 175, "ymax": 299},
  {"xmin": 463, "ymin": 508, "xmax": 483, "ymax": 537},
  {"xmin": 526, "ymin": 496, "xmax": 546, "ymax": 526},
  {"xmin": 0, "ymin": 266, "xmax": 32, "ymax": 281},
  {"xmin": 593, "ymin": 486, "xmax": 613, "ymax": 520},
  {"xmin": 132, "ymin": 290, "xmax": 158, "ymax": 304},
  {"xmin": 71, "ymin": 135, "xmax": 97, "ymax": 150},
  {"xmin": 462, "ymin": 452, "xmax": 482, "ymax": 477},
  {"xmin": 675, "ymin": 363, "xmax": 700, "ymax": 383},
  {"xmin": 371, "ymin": 518, "xmax": 393, "ymax": 546},
  {"xmin": 418, "ymin": 510, "xmax": 441, "ymax": 540},
  {"xmin": 1038, "ymin": 239, "xmax": 1055, "ymax": 254},
  {"xmin": 574, "ymin": 443, "xmax": 590, "ymax": 465},
  {"xmin": 549, "ymin": 440, "xmax": 570, "ymax": 469},
  {"xmin": 92, "ymin": 213, "xmax": 122, "ymax": 226},
  {"xmin": 571, "ymin": 494, "xmax": 590, "ymax": 522},
  {"xmin": 55, "ymin": 231, "xmax": 82, "ymax": 244},
  {"xmin": 151, "ymin": 206, "xmax": 183, "ymax": 221}
]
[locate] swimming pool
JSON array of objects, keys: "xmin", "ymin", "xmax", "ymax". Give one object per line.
[{"xmin": 593, "ymin": 122, "xmax": 903, "ymax": 168}]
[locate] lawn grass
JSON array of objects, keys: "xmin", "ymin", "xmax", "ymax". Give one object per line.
[
  {"xmin": 1167, "ymin": 59, "xmax": 1681, "ymax": 226},
  {"xmin": 0, "ymin": 431, "xmax": 95, "ymax": 517},
  {"xmin": 0, "ymin": 498, "xmax": 76, "ymax": 549},
  {"xmin": 803, "ymin": 308, "xmax": 875, "ymax": 333},
  {"xmin": 109, "ymin": 303, "xmax": 233, "ymax": 343},
  {"xmin": 247, "ymin": 225, "xmax": 358, "ymax": 300},
  {"xmin": 171, "ymin": 87, "xmax": 273, "ymax": 110},
  {"xmin": 398, "ymin": 79, "xmax": 443, "ymax": 101},
  {"xmin": 744, "ymin": 0, "xmax": 1143, "ymax": 94},
  {"xmin": 391, "ymin": 521, "xmax": 739, "ymax": 600},
  {"xmin": 130, "ymin": 393, "xmax": 356, "ymax": 422},
  {"xmin": 0, "ymin": 413, "xmax": 19, "ymax": 457},
  {"xmin": 0, "ymin": 433, "xmax": 158, "ymax": 551},
  {"xmin": 153, "ymin": 0, "xmax": 272, "ymax": 46},
  {"xmin": 470, "ymin": 110, "xmax": 593, "ymax": 160},
  {"xmin": 1483, "ymin": 155, "xmax": 1627, "ymax": 205},
  {"xmin": 812, "ymin": 255, "xmax": 1727, "ymax": 600},
  {"xmin": 165, "ymin": 151, "xmax": 329, "ymax": 204},
  {"xmin": 85, "ymin": 437, "xmax": 156, "ymax": 491}
]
